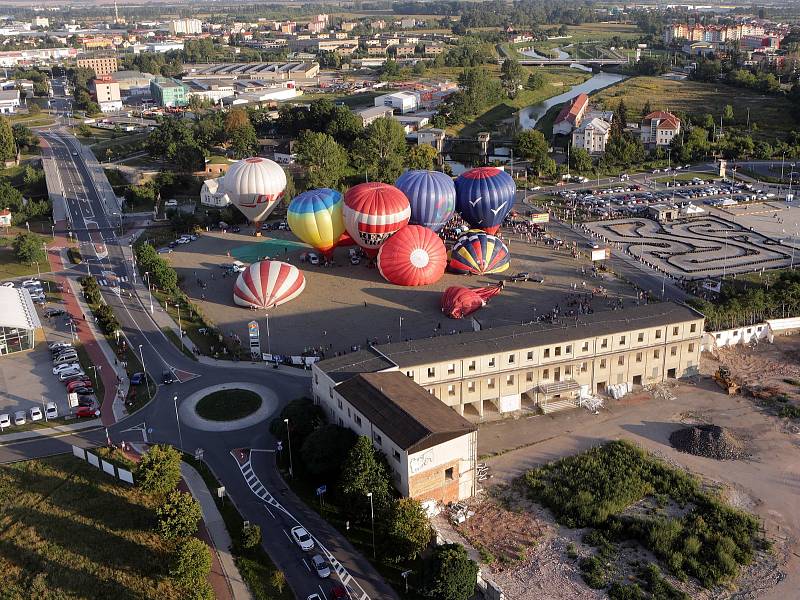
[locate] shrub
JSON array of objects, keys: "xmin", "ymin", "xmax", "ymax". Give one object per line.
[
  {"xmin": 136, "ymin": 444, "xmax": 182, "ymax": 497},
  {"xmin": 566, "ymin": 543, "xmax": 578, "ymax": 559},
  {"xmin": 609, "ymin": 582, "xmax": 645, "ymax": 600},
  {"xmin": 170, "ymin": 537, "xmax": 212, "ymax": 586},
  {"xmin": 241, "ymin": 523, "xmax": 261, "ymax": 549},
  {"xmin": 580, "ymin": 556, "xmax": 608, "ymax": 589},
  {"xmin": 156, "ymin": 490, "xmax": 202, "ymax": 540}
]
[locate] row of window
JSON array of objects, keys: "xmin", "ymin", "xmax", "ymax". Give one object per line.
[
  {"xmin": 333, "ymin": 396, "xmax": 403, "ymax": 464},
  {"xmin": 416, "ymin": 344, "xmax": 695, "ymax": 381}
]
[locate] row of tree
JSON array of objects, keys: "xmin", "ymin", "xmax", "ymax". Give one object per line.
[{"xmin": 134, "ymin": 241, "xmax": 178, "ymax": 293}]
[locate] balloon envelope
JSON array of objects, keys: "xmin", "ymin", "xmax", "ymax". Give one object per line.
[
  {"xmin": 224, "ymin": 157, "xmax": 287, "ymax": 223},
  {"xmin": 454, "ymin": 167, "xmax": 515, "ymax": 233},
  {"xmin": 233, "ymin": 261, "xmax": 305, "ymax": 309},
  {"xmin": 287, "ymin": 188, "xmax": 345, "ymax": 258},
  {"xmin": 343, "ymin": 182, "xmax": 411, "ymax": 256},
  {"xmin": 394, "ymin": 170, "xmax": 456, "ymax": 232},
  {"xmin": 377, "ymin": 225, "xmax": 447, "ymax": 286},
  {"xmin": 449, "ymin": 231, "xmax": 511, "ymax": 275},
  {"xmin": 441, "ymin": 284, "xmax": 503, "ymax": 319}
]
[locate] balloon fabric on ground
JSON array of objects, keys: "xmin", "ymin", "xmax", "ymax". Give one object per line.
[{"xmin": 441, "ymin": 284, "xmax": 503, "ymax": 319}]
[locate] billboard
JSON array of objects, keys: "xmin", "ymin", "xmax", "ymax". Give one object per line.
[
  {"xmin": 591, "ymin": 248, "xmax": 610, "ymax": 261},
  {"xmin": 528, "ymin": 212, "xmax": 550, "ymax": 224},
  {"xmin": 248, "ymin": 320, "xmax": 260, "ymax": 356}
]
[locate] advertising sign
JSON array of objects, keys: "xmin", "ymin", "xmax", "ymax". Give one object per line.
[{"xmin": 591, "ymin": 248, "xmax": 610, "ymax": 261}]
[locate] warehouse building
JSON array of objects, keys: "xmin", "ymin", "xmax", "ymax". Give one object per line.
[
  {"xmin": 0, "ymin": 287, "xmax": 41, "ymax": 355},
  {"xmin": 314, "ymin": 302, "xmax": 705, "ymax": 421}
]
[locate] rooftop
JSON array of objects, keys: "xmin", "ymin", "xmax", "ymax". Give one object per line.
[
  {"xmin": 555, "ymin": 92, "xmax": 588, "ymax": 125},
  {"xmin": 318, "ymin": 302, "xmax": 704, "ymax": 381},
  {"xmin": 335, "ymin": 372, "xmax": 476, "ymax": 453},
  {"xmin": 0, "ymin": 287, "xmax": 42, "ymax": 330}
]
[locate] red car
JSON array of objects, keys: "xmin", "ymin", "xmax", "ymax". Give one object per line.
[
  {"xmin": 67, "ymin": 380, "xmax": 92, "ymax": 392},
  {"xmin": 331, "ymin": 585, "xmax": 353, "ymax": 600},
  {"xmin": 75, "ymin": 406, "xmax": 100, "ymax": 419}
]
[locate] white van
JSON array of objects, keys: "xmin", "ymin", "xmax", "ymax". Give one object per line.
[{"xmin": 165, "ymin": 199, "xmax": 178, "ymax": 208}]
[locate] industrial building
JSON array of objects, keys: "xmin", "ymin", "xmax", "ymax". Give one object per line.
[
  {"xmin": 0, "ymin": 287, "xmax": 41, "ymax": 355},
  {"xmin": 374, "ymin": 91, "xmax": 419, "ymax": 114},
  {"xmin": 314, "ymin": 302, "xmax": 705, "ymax": 421},
  {"xmin": 184, "ymin": 62, "xmax": 319, "ymax": 81}
]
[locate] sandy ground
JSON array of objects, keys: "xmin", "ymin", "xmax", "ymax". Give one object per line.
[
  {"xmin": 464, "ymin": 366, "xmax": 800, "ymax": 600},
  {"xmin": 165, "ymin": 228, "xmax": 637, "ymax": 355}
]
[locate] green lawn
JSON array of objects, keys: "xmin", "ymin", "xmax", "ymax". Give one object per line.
[
  {"xmin": 592, "ymin": 76, "xmax": 799, "ymax": 141},
  {"xmin": 0, "ymin": 416, "xmax": 73, "ymax": 435},
  {"xmin": 0, "ymin": 243, "xmax": 50, "ymax": 280},
  {"xmin": 0, "ymin": 455, "xmax": 184, "ymax": 600},
  {"xmin": 195, "ymin": 389, "xmax": 262, "ymax": 421}
]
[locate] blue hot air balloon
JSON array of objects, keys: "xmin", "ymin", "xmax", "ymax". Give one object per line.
[
  {"xmin": 454, "ymin": 167, "xmax": 516, "ymax": 234},
  {"xmin": 394, "ymin": 170, "xmax": 456, "ymax": 232}
]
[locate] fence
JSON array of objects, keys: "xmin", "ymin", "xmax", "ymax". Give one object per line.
[{"xmin": 72, "ymin": 445, "xmax": 134, "ymax": 484}]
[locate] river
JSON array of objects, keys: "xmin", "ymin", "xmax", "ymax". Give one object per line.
[{"xmin": 518, "ymin": 71, "xmax": 626, "ymax": 129}]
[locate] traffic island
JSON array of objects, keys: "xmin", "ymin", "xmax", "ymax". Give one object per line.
[
  {"xmin": 178, "ymin": 383, "xmax": 277, "ymax": 432},
  {"xmin": 196, "ymin": 389, "xmax": 262, "ymax": 421}
]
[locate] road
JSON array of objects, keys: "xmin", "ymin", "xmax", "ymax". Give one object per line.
[{"xmin": 9, "ymin": 125, "xmax": 398, "ymax": 600}]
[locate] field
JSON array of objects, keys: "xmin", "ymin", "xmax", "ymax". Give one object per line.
[
  {"xmin": 592, "ymin": 76, "xmax": 799, "ymax": 140},
  {"xmin": 0, "ymin": 455, "xmax": 184, "ymax": 600}
]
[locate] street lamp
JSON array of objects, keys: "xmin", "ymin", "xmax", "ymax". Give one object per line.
[
  {"xmin": 366, "ymin": 492, "xmax": 376, "ymax": 559},
  {"xmin": 138, "ymin": 344, "xmax": 151, "ymax": 398},
  {"xmin": 144, "ymin": 271, "xmax": 153, "ymax": 314},
  {"xmin": 284, "ymin": 418, "xmax": 293, "ymax": 477},
  {"xmin": 51, "ymin": 224, "xmax": 55, "ymax": 240},
  {"xmin": 265, "ymin": 313, "xmax": 271, "ymax": 356},
  {"xmin": 173, "ymin": 395, "xmax": 184, "ymax": 451},
  {"xmin": 88, "ymin": 364, "xmax": 101, "ymax": 389},
  {"xmin": 175, "ymin": 302, "xmax": 183, "ymax": 349}
]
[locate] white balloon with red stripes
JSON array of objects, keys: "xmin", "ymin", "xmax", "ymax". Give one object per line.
[
  {"xmin": 224, "ymin": 157, "xmax": 287, "ymax": 224},
  {"xmin": 232, "ymin": 261, "xmax": 306, "ymax": 309}
]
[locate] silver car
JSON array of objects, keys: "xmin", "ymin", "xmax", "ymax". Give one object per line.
[{"xmin": 311, "ymin": 554, "xmax": 330, "ymax": 578}]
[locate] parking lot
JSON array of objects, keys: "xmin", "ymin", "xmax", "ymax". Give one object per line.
[{"xmin": 166, "ymin": 225, "xmax": 640, "ymax": 357}]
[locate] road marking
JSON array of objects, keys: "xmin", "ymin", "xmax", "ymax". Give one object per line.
[
  {"xmin": 318, "ymin": 585, "xmax": 328, "ymax": 600},
  {"xmin": 264, "ymin": 505, "xmax": 275, "ymax": 519},
  {"xmin": 302, "ymin": 558, "xmax": 311, "ymax": 572},
  {"xmin": 283, "ymin": 529, "xmax": 292, "ymax": 543}
]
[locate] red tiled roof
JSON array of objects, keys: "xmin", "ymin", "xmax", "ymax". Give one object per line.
[
  {"xmin": 554, "ymin": 93, "xmax": 589, "ymax": 125},
  {"xmin": 643, "ymin": 110, "xmax": 680, "ymax": 130}
]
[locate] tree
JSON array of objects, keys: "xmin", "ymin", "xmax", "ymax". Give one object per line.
[
  {"xmin": 0, "ymin": 116, "xmax": 16, "ymax": 161},
  {"xmin": 515, "ymin": 130, "xmax": 552, "ymax": 176},
  {"xmin": 326, "ymin": 106, "xmax": 362, "ymax": 149},
  {"xmin": 300, "ymin": 424, "xmax": 357, "ymax": 479},
  {"xmin": 413, "ymin": 61, "xmax": 427, "ymax": 75},
  {"xmin": 500, "ymin": 58, "xmax": 524, "ymax": 97},
  {"xmin": 570, "ymin": 146, "xmax": 593, "ymax": 173},
  {"xmin": 156, "ymin": 490, "xmax": 202, "ymax": 540},
  {"xmin": 270, "ymin": 570, "xmax": 286, "ymax": 593},
  {"xmin": 136, "ymin": 444, "xmax": 182, "ymax": 497},
  {"xmin": 241, "ymin": 523, "xmax": 262, "ymax": 549},
  {"xmin": 269, "ymin": 397, "xmax": 324, "ymax": 446},
  {"xmin": 352, "ymin": 117, "xmax": 408, "ymax": 183},
  {"xmin": 722, "ymin": 104, "xmax": 734, "ymax": 124},
  {"xmin": 406, "ymin": 144, "xmax": 439, "ymax": 170},
  {"xmin": 526, "ymin": 71, "xmax": 545, "ymax": 91},
  {"xmin": 386, "ymin": 498, "xmax": 432, "ymax": 562},
  {"xmin": 297, "ymin": 131, "xmax": 349, "ymax": 189},
  {"xmin": 12, "ymin": 124, "xmax": 37, "ymax": 150},
  {"xmin": 613, "ymin": 100, "xmax": 628, "ymax": 136},
  {"xmin": 170, "ymin": 537, "xmax": 212, "ymax": 586},
  {"xmin": 148, "ymin": 117, "xmax": 204, "ymax": 171},
  {"xmin": 13, "ymin": 232, "xmax": 45, "ymax": 265},
  {"xmin": 225, "ymin": 109, "xmax": 257, "ymax": 159},
  {"xmin": 641, "ymin": 100, "xmax": 652, "ymax": 117},
  {"xmin": 423, "ymin": 543, "xmax": 478, "ymax": 600},
  {"xmin": 339, "ymin": 436, "xmax": 392, "ymax": 519}
]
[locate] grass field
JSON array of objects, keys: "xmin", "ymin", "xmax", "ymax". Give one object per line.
[
  {"xmin": 0, "ymin": 455, "xmax": 184, "ymax": 600},
  {"xmin": 592, "ymin": 76, "xmax": 799, "ymax": 140},
  {"xmin": 195, "ymin": 389, "xmax": 262, "ymax": 421}
]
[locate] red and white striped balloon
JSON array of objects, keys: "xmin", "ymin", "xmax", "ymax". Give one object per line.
[
  {"xmin": 343, "ymin": 182, "xmax": 411, "ymax": 257},
  {"xmin": 233, "ymin": 261, "xmax": 306, "ymax": 309}
]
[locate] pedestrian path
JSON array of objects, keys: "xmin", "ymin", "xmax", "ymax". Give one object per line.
[
  {"xmin": 181, "ymin": 461, "xmax": 252, "ymax": 600},
  {"xmin": 0, "ymin": 419, "xmax": 101, "ymax": 443}
]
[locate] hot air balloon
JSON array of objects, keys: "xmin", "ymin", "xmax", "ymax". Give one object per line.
[
  {"xmin": 224, "ymin": 157, "xmax": 287, "ymax": 230},
  {"xmin": 233, "ymin": 261, "xmax": 305, "ymax": 309},
  {"xmin": 441, "ymin": 284, "xmax": 503, "ymax": 319},
  {"xmin": 394, "ymin": 170, "xmax": 456, "ymax": 232},
  {"xmin": 343, "ymin": 182, "xmax": 411, "ymax": 257},
  {"xmin": 449, "ymin": 231, "xmax": 511, "ymax": 275},
  {"xmin": 377, "ymin": 225, "xmax": 447, "ymax": 286},
  {"xmin": 287, "ymin": 189, "xmax": 344, "ymax": 259},
  {"xmin": 454, "ymin": 167, "xmax": 516, "ymax": 234}
]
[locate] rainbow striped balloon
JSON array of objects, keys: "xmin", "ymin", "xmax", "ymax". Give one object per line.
[
  {"xmin": 448, "ymin": 231, "xmax": 511, "ymax": 275},
  {"xmin": 287, "ymin": 189, "xmax": 345, "ymax": 259}
]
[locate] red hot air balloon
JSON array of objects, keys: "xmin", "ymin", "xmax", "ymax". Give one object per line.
[
  {"xmin": 233, "ymin": 261, "xmax": 306, "ymax": 309},
  {"xmin": 441, "ymin": 284, "xmax": 503, "ymax": 319},
  {"xmin": 377, "ymin": 225, "xmax": 447, "ymax": 286},
  {"xmin": 343, "ymin": 182, "xmax": 411, "ymax": 257}
]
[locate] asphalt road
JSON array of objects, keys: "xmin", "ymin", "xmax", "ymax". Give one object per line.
[{"xmin": 8, "ymin": 126, "xmax": 397, "ymax": 600}]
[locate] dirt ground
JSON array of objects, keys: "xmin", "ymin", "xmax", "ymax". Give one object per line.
[
  {"xmin": 461, "ymin": 353, "xmax": 800, "ymax": 600},
  {"xmin": 165, "ymin": 228, "xmax": 637, "ymax": 355}
]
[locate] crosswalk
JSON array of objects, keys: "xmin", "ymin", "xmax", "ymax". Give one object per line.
[
  {"xmin": 234, "ymin": 455, "xmax": 368, "ymax": 600},
  {"xmin": 98, "ymin": 276, "xmax": 128, "ymax": 287}
]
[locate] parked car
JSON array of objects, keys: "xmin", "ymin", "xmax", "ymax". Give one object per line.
[
  {"xmin": 59, "ymin": 369, "xmax": 86, "ymax": 381},
  {"xmin": 77, "ymin": 396, "xmax": 98, "ymax": 408},
  {"xmin": 0, "ymin": 281, "xmax": 14, "ymax": 288},
  {"xmin": 508, "ymin": 272, "xmax": 532, "ymax": 282},
  {"xmin": 162, "ymin": 370, "xmax": 175, "ymax": 384},
  {"xmin": 158, "ymin": 248, "xmax": 173, "ymax": 254},
  {"xmin": 311, "ymin": 554, "xmax": 330, "ymax": 578},
  {"xmin": 53, "ymin": 362, "xmax": 79, "ymax": 375},
  {"xmin": 21, "ymin": 279, "xmax": 41, "ymax": 288},
  {"xmin": 0, "ymin": 413, "xmax": 10, "ymax": 428},
  {"xmin": 308, "ymin": 253, "xmax": 320, "ymax": 265},
  {"xmin": 290, "ymin": 525, "xmax": 314, "ymax": 551},
  {"xmin": 76, "ymin": 406, "xmax": 100, "ymax": 419},
  {"xmin": 73, "ymin": 387, "xmax": 94, "ymax": 396},
  {"xmin": 66, "ymin": 379, "xmax": 92, "ymax": 391},
  {"xmin": 13, "ymin": 411, "xmax": 26, "ymax": 426},
  {"xmin": 49, "ymin": 341, "xmax": 73, "ymax": 352},
  {"xmin": 231, "ymin": 226, "xmax": 241, "ymax": 233},
  {"xmin": 44, "ymin": 307, "xmax": 66, "ymax": 318},
  {"xmin": 331, "ymin": 584, "xmax": 354, "ymax": 600},
  {"xmin": 29, "ymin": 407, "xmax": 43, "ymax": 422},
  {"xmin": 130, "ymin": 372, "xmax": 145, "ymax": 385},
  {"xmin": 45, "ymin": 402, "xmax": 58, "ymax": 419}
]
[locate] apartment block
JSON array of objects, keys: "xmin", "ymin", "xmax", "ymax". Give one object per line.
[{"xmin": 78, "ymin": 56, "xmax": 118, "ymax": 78}]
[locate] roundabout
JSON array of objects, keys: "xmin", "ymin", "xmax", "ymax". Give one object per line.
[{"xmin": 178, "ymin": 382, "xmax": 278, "ymax": 431}]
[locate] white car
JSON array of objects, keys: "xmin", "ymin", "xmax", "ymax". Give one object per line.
[
  {"xmin": 290, "ymin": 526, "xmax": 314, "ymax": 551},
  {"xmin": 308, "ymin": 253, "xmax": 320, "ymax": 265},
  {"xmin": 0, "ymin": 281, "xmax": 14, "ymax": 288},
  {"xmin": 29, "ymin": 407, "xmax": 43, "ymax": 422},
  {"xmin": 176, "ymin": 237, "xmax": 191, "ymax": 244},
  {"xmin": 13, "ymin": 411, "xmax": 25, "ymax": 426},
  {"xmin": 0, "ymin": 413, "xmax": 10, "ymax": 428},
  {"xmin": 45, "ymin": 402, "xmax": 58, "ymax": 419},
  {"xmin": 53, "ymin": 363, "xmax": 79, "ymax": 375},
  {"xmin": 311, "ymin": 554, "xmax": 330, "ymax": 578},
  {"xmin": 59, "ymin": 369, "xmax": 85, "ymax": 381},
  {"xmin": 21, "ymin": 279, "xmax": 41, "ymax": 288}
]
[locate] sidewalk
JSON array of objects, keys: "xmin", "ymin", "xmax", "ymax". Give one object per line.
[
  {"xmin": 0, "ymin": 418, "xmax": 101, "ymax": 443},
  {"xmin": 46, "ymin": 228, "xmax": 129, "ymax": 426},
  {"xmin": 181, "ymin": 461, "xmax": 252, "ymax": 600}
]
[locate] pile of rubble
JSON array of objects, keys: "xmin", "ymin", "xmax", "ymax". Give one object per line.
[{"xmin": 669, "ymin": 424, "xmax": 750, "ymax": 460}]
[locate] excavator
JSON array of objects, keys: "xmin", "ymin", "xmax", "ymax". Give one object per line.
[{"xmin": 713, "ymin": 366, "xmax": 740, "ymax": 395}]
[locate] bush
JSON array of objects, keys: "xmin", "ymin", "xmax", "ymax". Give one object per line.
[
  {"xmin": 95, "ymin": 303, "xmax": 120, "ymax": 335},
  {"xmin": 269, "ymin": 397, "xmax": 324, "ymax": 446},
  {"xmin": 156, "ymin": 490, "xmax": 202, "ymax": 540},
  {"xmin": 67, "ymin": 247, "xmax": 82, "ymax": 264},
  {"xmin": 609, "ymin": 582, "xmax": 645, "ymax": 600},
  {"xmin": 241, "ymin": 523, "xmax": 261, "ymax": 550},
  {"xmin": 136, "ymin": 444, "xmax": 182, "ymax": 497},
  {"xmin": 778, "ymin": 404, "xmax": 800, "ymax": 419},
  {"xmin": 170, "ymin": 537, "xmax": 212, "ymax": 586},
  {"xmin": 300, "ymin": 423, "xmax": 357, "ymax": 479},
  {"xmin": 580, "ymin": 556, "xmax": 608, "ymax": 589},
  {"xmin": 423, "ymin": 543, "xmax": 478, "ymax": 600}
]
